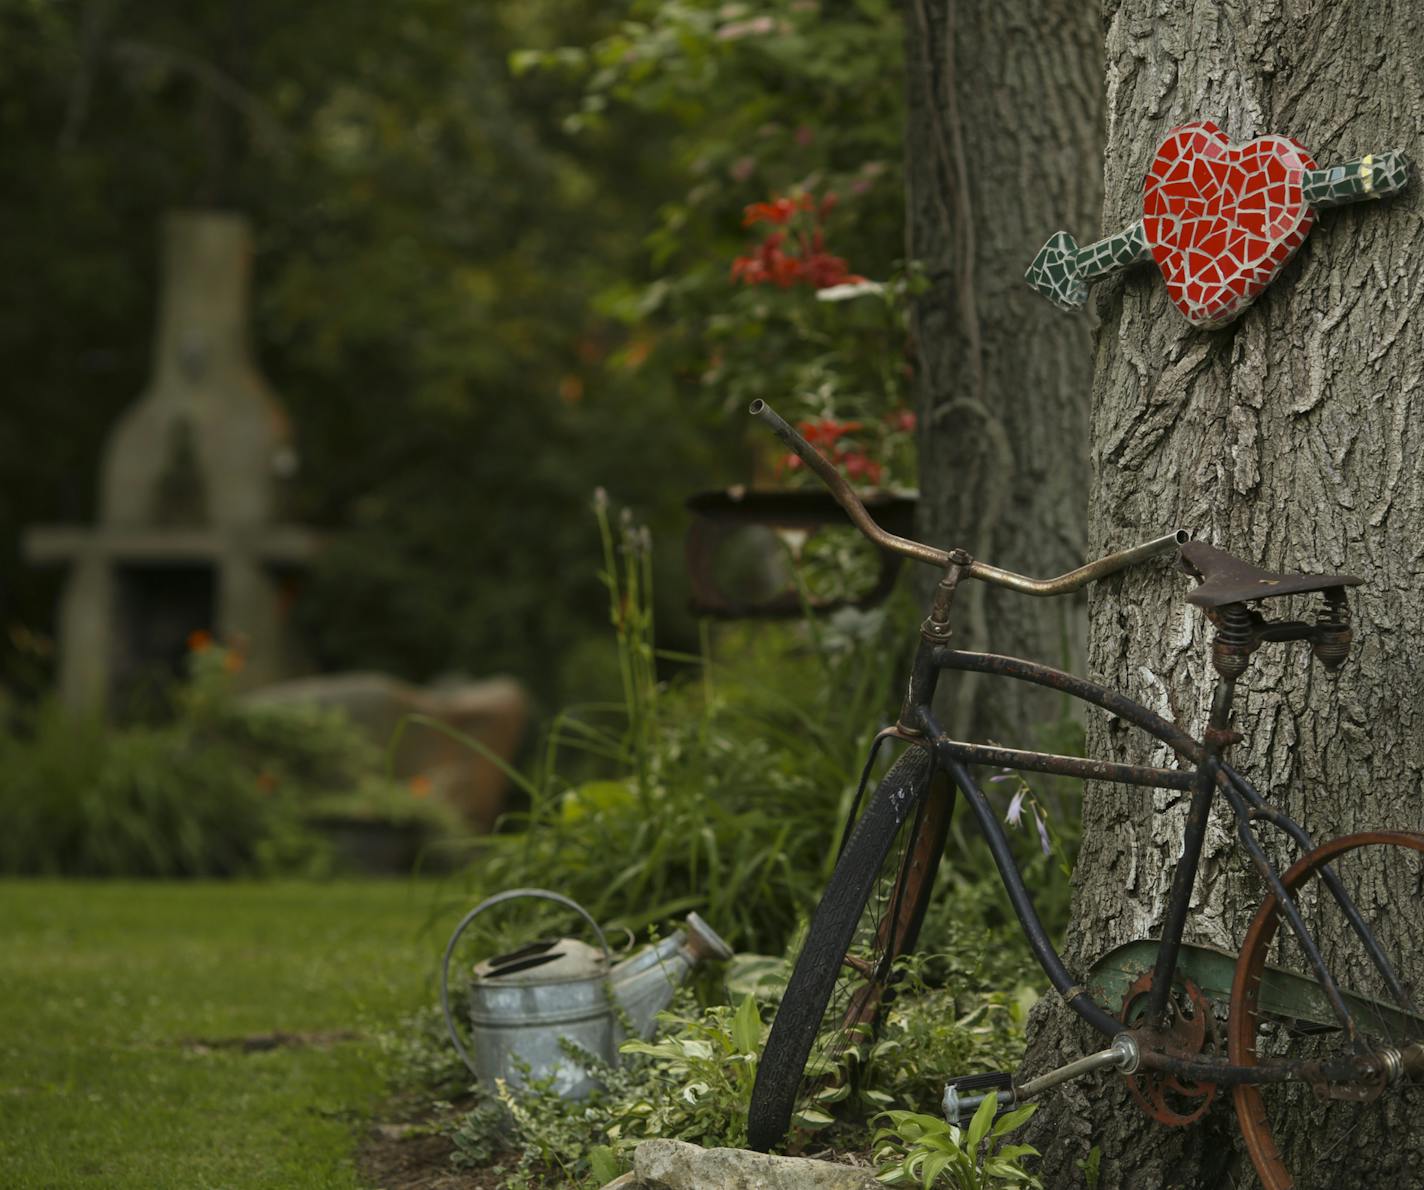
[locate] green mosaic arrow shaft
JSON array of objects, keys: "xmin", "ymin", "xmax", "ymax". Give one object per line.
[
  {"xmin": 1303, "ymin": 149, "xmax": 1411, "ymax": 208},
  {"xmin": 1024, "ymin": 221, "xmax": 1150, "ymax": 311}
]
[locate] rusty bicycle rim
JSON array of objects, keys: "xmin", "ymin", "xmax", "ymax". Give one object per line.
[{"xmin": 1229, "ymin": 831, "xmax": 1424, "ymax": 1190}]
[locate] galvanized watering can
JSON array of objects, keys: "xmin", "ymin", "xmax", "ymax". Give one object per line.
[{"xmin": 439, "ymin": 888, "xmax": 732, "ymax": 1100}]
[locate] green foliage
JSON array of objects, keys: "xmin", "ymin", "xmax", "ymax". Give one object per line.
[
  {"xmin": 537, "ymin": 0, "xmax": 912, "ymax": 441},
  {"xmin": 873, "ymin": 1100, "xmax": 1042, "ymax": 1190},
  {"xmin": 448, "ymin": 993, "xmax": 767, "ymax": 1185},
  {"xmin": 0, "ymin": 0, "xmax": 722, "ymax": 704},
  {"xmin": 461, "ymin": 496, "xmax": 917, "ymax": 952},
  {"xmin": 441, "ymin": 956, "xmax": 1038, "ymax": 1189},
  {"xmin": 0, "ymin": 642, "xmax": 457, "ymax": 876},
  {"xmin": 1077, "ymin": 1145, "xmax": 1102, "ymax": 1190}
]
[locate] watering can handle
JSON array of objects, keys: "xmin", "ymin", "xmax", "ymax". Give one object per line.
[{"xmin": 439, "ymin": 888, "xmax": 612, "ymax": 1079}]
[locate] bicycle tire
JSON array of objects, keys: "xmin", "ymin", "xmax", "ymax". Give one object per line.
[
  {"xmin": 1230, "ymin": 831, "xmax": 1424, "ymax": 1190},
  {"xmin": 747, "ymin": 745, "xmax": 951, "ymax": 1151}
]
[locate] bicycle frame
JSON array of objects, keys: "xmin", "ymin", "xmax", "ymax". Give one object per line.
[
  {"xmin": 750, "ymin": 396, "xmax": 1420, "ymax": 1094},
  {"xmin": 878, "ymin": 633, "xmax": 1412, "ymax": 1089}
]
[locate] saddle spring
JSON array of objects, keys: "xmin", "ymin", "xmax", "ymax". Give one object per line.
[{"xmin": 1312, "ymin": 593, "xmax": 1352, "ymax": 670}]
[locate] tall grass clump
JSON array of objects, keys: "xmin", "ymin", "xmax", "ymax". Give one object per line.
[{"xmin": 457, "ymin": 492, "xmax": 916, "ymax": 953}]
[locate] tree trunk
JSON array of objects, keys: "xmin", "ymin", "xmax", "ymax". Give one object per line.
[
  {"xmin": 1022, "ymin": 3, "xmax": 1424, "ymax": 1186},
  {"xmin": 903, "ymin": 0, "xmax": 1102, "ymax": 740}
]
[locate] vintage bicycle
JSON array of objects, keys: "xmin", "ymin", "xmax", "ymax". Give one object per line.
[{"xmin": 744, "ymin": 400, "xmax": 1423, "ymax": 1190}]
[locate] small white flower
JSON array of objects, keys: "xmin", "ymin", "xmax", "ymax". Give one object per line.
[{"xmin": 1005, "ymin": 788, "xmax": 1026, "ymax": 827}]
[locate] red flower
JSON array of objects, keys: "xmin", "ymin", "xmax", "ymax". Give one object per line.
[
  {"xmin": 731, "ymin": 192, "xmax": 865, "ymax": 291},
  {"xmin": 841, "ymin": 451, "xmax": 883, "ymax": 484},
  {"xmin": 742, "ymin": 194, "xmax": 815, "ymax": 227},
  {"xmin": 797, "ymin": 417, "xmax": 863, "ymax": 447}
]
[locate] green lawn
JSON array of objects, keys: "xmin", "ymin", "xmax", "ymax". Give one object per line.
[{"xmin": 0, "ymin": 880, "xmax": 457, "ymax": 1188}]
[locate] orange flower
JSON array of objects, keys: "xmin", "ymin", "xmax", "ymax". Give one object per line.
[
  {"xmin": 742, "ymin": 194, "xmax": 814, "ymax": 227},
  {"xmin": 409, "ymin": 774, "xmax": 433, "ymax": 799},
  {"xmin": 223, "ymin": 649, "xmax": 245, "ymax": 674},
  {"xmin": 186, "ymin": 629, "xmax": 214, "ymax": 653}
]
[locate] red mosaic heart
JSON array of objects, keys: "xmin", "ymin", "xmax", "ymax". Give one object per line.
[{"xmin": 1142, "ymin": 121, "xmax": 1318, "ymax": 328}]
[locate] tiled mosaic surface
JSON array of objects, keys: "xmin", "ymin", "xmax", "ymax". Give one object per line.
[
  {"xmin": 1143, "ymin": 121, "xmax": 1316, "ymax": 328},
  {"xmin": 1025, "ymin": 223, "xmax": 1149, "ymax": 312},
  {"xmin": 1303, "ymin": 150, "xmax": 1411, "ymax": 208},
  {"xmin": 1025, "ymin": 121, "xmax": 1411, "ymax": 328}
]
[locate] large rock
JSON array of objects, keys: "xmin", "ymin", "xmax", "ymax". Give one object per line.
[
  {"xmin": 613, "ymin": 1139, "xmax": 881, "ymax": 1189},
  {"xmin": 245, "ymin": 671, "xmax": 527, "ymax": 831}
]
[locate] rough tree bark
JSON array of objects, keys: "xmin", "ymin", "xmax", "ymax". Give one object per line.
[
  {"xmin": 903, "ymin": 0, "xmax": 1102, "ymax": 740},
  {"xmin": 1020, "ymin": 3, "xmax": 1424, "ymax": 1186}
]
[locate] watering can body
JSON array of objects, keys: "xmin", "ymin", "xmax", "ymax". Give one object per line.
[{"xmin": 443, "ymin": 890, "xmax": 731, "ymax": 1100}]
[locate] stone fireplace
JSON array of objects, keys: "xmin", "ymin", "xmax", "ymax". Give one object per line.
[{"xmin": 25, "ymin": 211, "xmax": 318, "ymax": 711}]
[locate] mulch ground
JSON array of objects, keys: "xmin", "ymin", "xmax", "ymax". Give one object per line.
[{"xmin": 357, "ymin": 1094, "xmax": 520, "ymax": 1190}]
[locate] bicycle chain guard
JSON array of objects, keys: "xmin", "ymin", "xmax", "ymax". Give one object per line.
[{"xmin": 1121, "ymin": 969, "xmax": 1220, "ymax": 1126}]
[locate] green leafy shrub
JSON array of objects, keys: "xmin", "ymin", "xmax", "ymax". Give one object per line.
[
  {"xmin": 437, "ymin": 951, "xmax": 1040, "ymax": 1189},
  {"xmin": 0, "ymin": 642, "xmax": 458, "ymax": 876},
  {"xmin": 458, "ymin": 495, "xmax": 918, "ymax": 953}
]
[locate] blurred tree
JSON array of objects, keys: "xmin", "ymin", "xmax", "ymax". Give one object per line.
[
  {"xmin": 904, "ymin": 0, "xmax": 1101, "ymax": 741},
  {"xmin": 0, "ymin": 0, "xmax": 729, "ymax": 704}
]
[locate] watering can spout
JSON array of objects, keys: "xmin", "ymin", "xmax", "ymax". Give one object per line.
[{"xmin": 610, "ymin": 911, "xmax": 733, "ymax": 1040}]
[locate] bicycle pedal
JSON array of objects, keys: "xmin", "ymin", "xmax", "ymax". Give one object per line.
[
  {"xmin": 941, "ymin": 1071, "xmax": 1016, "ymax": 1123},
  {"xmin": 946, "ymin": 1071, "xmax": 1014, "ymax": 1094}
]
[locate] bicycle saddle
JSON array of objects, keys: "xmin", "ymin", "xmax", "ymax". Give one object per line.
[{"xmin": 1179, "ymin": 541, "xmax": 1362, "ymax": 608}]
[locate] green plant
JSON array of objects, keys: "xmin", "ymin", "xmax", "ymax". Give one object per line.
[
  {"xmin": 873, "ymin": 1098, "xmax": 1042, "ymax": 1190},
  {"xmin": 457, "ymin": 494, "xmax": 917, "ymax": 954},
  {"xmin": 511, "ymin": 0, "xmax": 914, "ymax": 495},
  {"xmin": 613, "ymin": 992, "xmax": 764, "ymax": 1149},
  {"xmin": 1076, "ymin": 1146, "xmax": 1102, "ymax": 1189},
  {"xmin": 446, "ymin": 991, "xmax": 764, "ymax": 1188},
  {"xmin": 0, "ymin": 639, "xmax": 459, "ymax": 877}
]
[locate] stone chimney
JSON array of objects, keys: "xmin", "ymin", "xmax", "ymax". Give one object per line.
[{"xmin": 25, "ymin": 211, "xmax": 318, "ymax": 711}]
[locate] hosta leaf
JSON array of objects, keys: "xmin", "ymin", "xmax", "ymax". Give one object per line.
[
  {"xmin": 732, "ymin": 993, "xmax": 762, "ymax": 1054},
  {"xmin": 989, "ymin": 1104, "xmax": 1036, "ymax": 1140},
  {"xmin": 966, "ymin": 1092, "xmax": 997, "ymax": 1154},
  {"xmin": 793, "ymin": 1107, "xmax": 836, "ymax": 1128},
  {"xmin": 920, "ymin": 1151, "xmax": 953, "ymax": 1187}
]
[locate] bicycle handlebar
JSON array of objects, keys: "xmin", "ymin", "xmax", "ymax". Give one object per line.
[{"xmin": 749, "ymin": 399, "xmax": 1187, "ymax": 595}]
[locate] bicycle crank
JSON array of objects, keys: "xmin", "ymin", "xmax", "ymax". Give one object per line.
[
  {"xmin": 942, "ymin": 1034, "xmax": 1140, "ymax": 1123},
  {"xmin": 1121, "ymin": 969, "xmax": 1220, "ymax": 1126}
]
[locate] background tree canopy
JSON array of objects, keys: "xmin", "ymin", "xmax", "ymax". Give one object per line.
[{"xmin": 0, "ymin": 0, "xmax": 908, "ymax": 708}]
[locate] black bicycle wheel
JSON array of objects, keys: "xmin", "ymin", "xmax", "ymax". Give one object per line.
[
  {"xmin": 1230, "ymin": 832, "xmax": 1424, "ymax": 1190},
  {"xmin": 747, "ymin": 745, "xmax": 952, "ymax": 1152}
]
